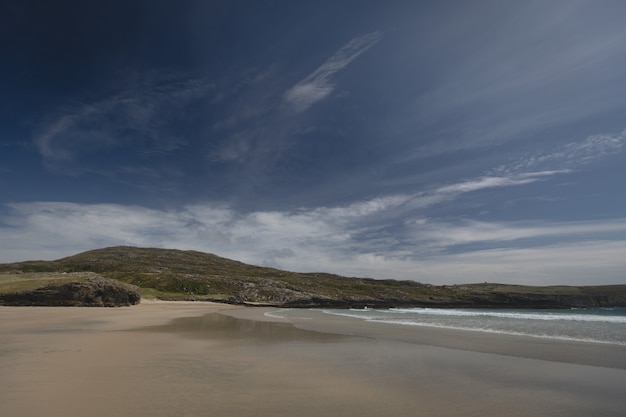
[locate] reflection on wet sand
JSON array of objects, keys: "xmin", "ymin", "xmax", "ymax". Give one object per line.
[{"xmin": 139, "ymin": 312, "xmax": 344, "ymax": 343}]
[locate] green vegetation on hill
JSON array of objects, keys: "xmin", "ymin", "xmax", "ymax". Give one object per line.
[
  {"xmin": 1, "ymin": 246, "xmax": 625, "ymax": 308},
  {"xmin": 0, "ymin": 272, "xmax": 89, "ymax": 294},
  {"xmin": 0, "ymin": 271, "xmax": 141, "ymax": 307}
]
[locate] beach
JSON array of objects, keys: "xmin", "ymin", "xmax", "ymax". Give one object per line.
[{"xmin": 1, "ymin": 302, "xmax": 625, "ymax": 417}]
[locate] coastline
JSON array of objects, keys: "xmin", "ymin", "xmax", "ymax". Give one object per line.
[
  {"xmin": 250, "ymin": 308, "xmax": 626, "ymax": 369},
  {"xmin": 2, "ymin": 302, "xmax": 625, "ymax": 416}
]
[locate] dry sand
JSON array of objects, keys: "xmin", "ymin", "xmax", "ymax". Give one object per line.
[{"xmin": 1, "ymin": 301, "xmax": 625, "ymax": 417}]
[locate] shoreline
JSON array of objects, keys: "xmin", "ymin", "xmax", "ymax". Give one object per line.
[
  {"xmin": 2, "ymin": 302, "xmax": 625, "ymax": 417},
  {"xmin": 247, "ymin": 307, "xmax": 626, "ymax": 369}
]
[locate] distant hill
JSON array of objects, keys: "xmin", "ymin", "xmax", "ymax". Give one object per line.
[{"xmin": 2, "ymin": 246, "xmax": 626, "ymax": 308}]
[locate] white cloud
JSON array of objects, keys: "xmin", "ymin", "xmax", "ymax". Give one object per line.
[
  {"xmin": 0, "ymin": 167, "xmax": 575, "ymax": 264},
  {"xmin": 435, "ymin": 175, "xmax": 536, "ymax": 194},
  {"xmin": 2, "ymin": 193, "xmax": 626, "ymax": 285},
  {"xmin": 413, "ymin": 241, "xmax": 626, "ymax": 286},
  {"xmin": 312, "ymin": 194, "xmax": 411, "ymax": 221},
  {"xmin": 283, "ymin": 31, "xmax": 383, "ymax": 113},
  {"xmin": 407, "ymin": 218, "xmax": 626, "ymax": 248},
  {"xmin": 398, "ymin": 170, "xmax": 567, "ymax": 213}
]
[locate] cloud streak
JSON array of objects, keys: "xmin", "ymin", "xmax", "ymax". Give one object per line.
[
  {"xmin": 396, "ymin": 170, "xmax": 567, "ymax": 214},
  {"xmin": 391, "ymin": 2, "xmax": 626, "ymax": 159},
  {"xmin": 283, "ymin": 31, "xmax": 383, "ymax": 113},
  {"xmin": 34, "ymin": 75, "xmax": 214, "ymax": 167},
  {"xmin": 492, "ymin": 129, "xmax": 626, "ymax": 176}
]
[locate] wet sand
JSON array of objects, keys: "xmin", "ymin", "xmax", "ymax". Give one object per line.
[{"xmin": 1, "ymin": 302, "xmax": 625, "ymax": 417}]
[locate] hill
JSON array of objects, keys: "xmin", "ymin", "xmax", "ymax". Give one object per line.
[{"xmin": 1, "ymin": 246, "xmax": 625, "ymax": 308}]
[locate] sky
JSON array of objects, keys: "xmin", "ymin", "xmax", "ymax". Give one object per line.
[{"xmin": 1, "ymin": 0, "xmax": 626, "ymax": 286}]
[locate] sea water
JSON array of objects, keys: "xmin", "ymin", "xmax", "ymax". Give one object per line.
[{"xmin": 267, "ymin": 307, "xmax": 626, "ymax": 346}]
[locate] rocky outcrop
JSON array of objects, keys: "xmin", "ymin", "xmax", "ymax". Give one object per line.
[
  {"xmin": 227, "ymin": 281, "xmax": 626, "ymax": 309},
  {"xmin": 0, "ymin": 275, "xmax": 141, "ymax": 307}
]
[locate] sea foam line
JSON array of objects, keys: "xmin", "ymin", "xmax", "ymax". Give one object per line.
[
  {"xmin": 387, "ymin": 308, "xmax": 626, "ymax": 324},
  {"xmin": 367, "ymin": 318, "xmax": 626, "ymax": 346},
  {"xmin": 264, "ymin": 308, "xmax": 291, "ymax": 319},
  {"xmin": 320, "ymin": 309, "xmax": 626, "ymax": 346}
]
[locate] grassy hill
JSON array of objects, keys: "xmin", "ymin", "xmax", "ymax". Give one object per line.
[{"xmin": 1, "ymin": 246, "xmax": 625, "ymax": 308}]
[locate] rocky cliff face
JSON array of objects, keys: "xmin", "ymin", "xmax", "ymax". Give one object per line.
[{"xmin": 0, "ymin": 275, "xmax": 141, "ymax": 307}]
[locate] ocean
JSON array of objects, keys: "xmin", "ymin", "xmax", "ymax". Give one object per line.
[{"xmin": 267, "ymin": 307, "xmax": 626, "ymax": 346}]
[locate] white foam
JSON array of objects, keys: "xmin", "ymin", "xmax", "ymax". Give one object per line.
[
  {"xmin": 387, "ymin": 308, "xmax": 626, "ymax": 324},
  {"xmin": 263, "ymin": 308, "xmax": 291, "ymax": 319},
  {"xmin": 367, "ymin": 318, "xmax": 626, "ymax": 346}
]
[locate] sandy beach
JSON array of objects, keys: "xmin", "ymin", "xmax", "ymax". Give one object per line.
[{"xmin": 1, "ymin": 302, "xmax": 625, "ymax": 417}]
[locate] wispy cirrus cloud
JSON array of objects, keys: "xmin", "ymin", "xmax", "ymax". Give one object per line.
[
  {"xmin": 391, "ymin": 2, "xmax": 626, "ymax": 160},
  {"xmin": 283, "ymin": 31, "xmax": 383, "ymax": 113},
  {"xmin": 491, "ymin": 129, "xmax": 626, "ymax": 176},
  {"xmin": 434, "ymin": 172, "xmax": 555, "ymax": 194},
  {"xmin": 34, "ymin": 75, "xmax": 214, "ymax": 167},
  {"xmin": 396, "ymin": 169, "xmax": 568, "ymax": 214}
]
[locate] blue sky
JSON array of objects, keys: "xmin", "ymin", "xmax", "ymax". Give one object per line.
[{"xmin": 2, "ymin": 0, "xmax": 626, "ymax": 285}]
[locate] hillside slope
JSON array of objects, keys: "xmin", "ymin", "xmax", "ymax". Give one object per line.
[{"xmin": 1, "ymin": 246, "xmax": 625, "ymax": 308}]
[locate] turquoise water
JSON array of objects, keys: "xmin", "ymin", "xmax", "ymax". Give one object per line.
[{"xmin": 269, "ymin": 307, "xmax": 626, "ymax": 346}]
